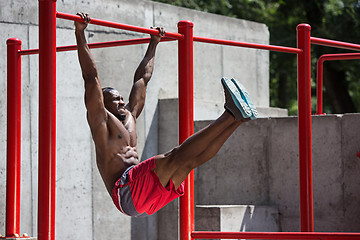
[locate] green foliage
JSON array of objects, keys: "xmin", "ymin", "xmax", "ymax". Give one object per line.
[{"xmin": 153, "ymin": 0, "xmax": 360, "ymax": 115}]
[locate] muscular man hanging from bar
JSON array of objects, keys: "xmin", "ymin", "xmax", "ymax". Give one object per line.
[{"xmin": 75, "ymin": 12, "xmax": 258, "ymax": 217}]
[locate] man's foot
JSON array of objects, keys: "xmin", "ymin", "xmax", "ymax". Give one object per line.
[
  {"xmin": 231, "ymin": 78, "xmax": 258, "ymax": 120},
  {"xmin": 221, "ymin": 77, "xmax": 252, "ymax": 121}
]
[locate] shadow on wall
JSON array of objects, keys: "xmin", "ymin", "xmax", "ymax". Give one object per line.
[
  {"xmin": 238, "ymin": 205, "xmax": 280, "ymax": 232},
  {"xmin": 141, "ymin": 103, "xmax": 159, "ymax": 161}
]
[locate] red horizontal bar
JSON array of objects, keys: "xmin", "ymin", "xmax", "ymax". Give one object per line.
[
  {"xmin": 318, "ymin": 53, "xmax": 360, "ymax": 62},
  {"xmin": 316, "ymin": 53, "xmax": 360, "ymax": 115},
  {"xmin": 56, "ymin": 12, "xmax": 183, "ymax": 40},
  {"xmin": 19, "ymin": 37, "xmax": 175, "ymax": 56},
  {"xmin": 192, "ymin": 231, "xmax": 360, "ymax": 240},
  {"xmin": 193, "ymin": 36, "xmax": 302, "ymax": 54},
  {"xmin": 311, "ymin": 37, "xmax": 360, "ymax": 51}
]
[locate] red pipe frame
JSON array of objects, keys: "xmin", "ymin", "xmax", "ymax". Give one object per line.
[
  {"xmin": 4, "ymin": 2, "xmax": 360, "ymax": 239},
  {"xmin": 178, "ymin": 21, "xmax": 195, "ymax": 240},
  {"xmin": 6, "ymin": 38, "xmax": 22, "ymax": 238},
  {"xmin": 192, "ymin": 231, "xmax": 360, "ymax": 239},
  {"xmin": 311, "ymin": 37, "xmax": 360, "ymax": 51},
  {"xmin": 193, "ymin": 36, "xmax": 301, "ymax": 54},
  {"xmin": 56, "ymin": 11, "xmax": 183, "ymax": 40},
  {"xmin": 19, "ymin": 37, "xmax": 176, "ymax": 56},
  {"xmin": 316, "ymin": 53, "xmax": 360, "ymax": 115},
  {"xmin": 297, "ymin": 24, "xmax": 314, "ymax": 232},
  {"xmin": 38, "ymin": 0, "xmax": 57, "ymax": 240}
]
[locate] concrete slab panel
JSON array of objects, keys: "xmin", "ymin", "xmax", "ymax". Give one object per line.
[
  {"xmin": 131, "ymin": 214, "xmax": 158, "ymax": 240},
  {"xmin": 0, "ymin": 0, "xmax": 38, "ymax": 24},
  {"xmin": 268, "ymin": 117, "xmax": 299, "ymax": 229},
  {"xmin": 341, "ymin": 114, "xmax": 360, "ymax": 231},
  {"xmin": 193, "ymin": 43, "xmax": 222, "ymax": 105},
  {"xmin": 312, "ymin": 115, "xmax": 344, "ymax": 231},
  {"xmin": 223, "ymin": 46, "xmax": 258, "ymax": 97},
  {"xmin": 158, "ymin": 99, "xmax": 179, "ymax": 154},
  {"xmin": 196, "ymin": 206, "xmax": 221, "ymax": 232},
  {"xmin": 92, "ymin": 158, "xmax": 131, "ymax": 240},
  {"xmin": 28, "ymin": 26, "xmax": 40, "ymax": 237},
  {"xmin": 56, "ymin": 0, "xmax": 147, "ymax": 33},
  {"xmin": 195, "ymin": 118, "xmax": 271, "ymax": 205},
  {"xmin": 55, "ymin": 102, "xmax": 93, "ymax": 239},
  {"xmin": 157, "ymin": 201, "xmax": 179, "ymax": 240},
  {"xmin": 257, "ymin": 106, "xmax": 288, "ymax": 118}
]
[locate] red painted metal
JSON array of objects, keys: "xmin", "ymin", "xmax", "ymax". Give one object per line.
[
  {"xmin": 192, "ymin": 231, "xmax": 360, "ymax": 239},
  {"xmin": 297, "ymin": 24, "xmax": 314, "ymax": 232},
  {"xmin": 6, "ymin": 38, "xmax": 22, "ymax": 238},
  {"xmin": 19, "ymin": 37, "xmax": 176, "ymax": 56},
  {"xmin": 316, "ymin": 53, "xmax": 360, "ymax": 114},
  {"xmin": 311, "ymin": 37, "xmax": 360, "ymax": 52},
  {"xmin": 193, "ymin": 36, "xmax": 302, "ymax": 54},
  {"xmin": 56, "ymin": 12, "xmax": 183, "ymax": 40},
  {"xmin": 38, "ymin": 0, "xmax": 57, "ymax": 240},
  {"xmin": 178, "ymin": 20, "xmax": 194, "ymax": 240}
]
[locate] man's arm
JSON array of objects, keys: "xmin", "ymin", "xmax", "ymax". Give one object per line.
[
  {"xmin": 75, "ymin": 13, "xmax": 108, "ymax": 130},
  {"xmin": 126, "ymin": 27, "xmax": 165, "ymax": 118}
]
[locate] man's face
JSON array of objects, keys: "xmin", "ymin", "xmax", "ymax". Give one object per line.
[{"xmin": 104, "ymin": 89, "xmax": 126, "ymax": 120}]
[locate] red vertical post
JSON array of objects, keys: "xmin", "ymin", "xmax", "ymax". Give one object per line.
[
  {"xmin": 316, "ymin": 58, "xmax": 324, "ymax": 114},
  {"xmin": 297, "ymin": 24, "xmax": 314, "ymax": 232},
  {"xmin": 6, "ymin": 38, "xmax": 22, "ymax": 238},
  {"xmin": 38, "ymin": 0, "xmax": 57, "ymax": 240},
  {"xmin": 178, "ymin": 20, "xmax": 194, "ymax": 240}
]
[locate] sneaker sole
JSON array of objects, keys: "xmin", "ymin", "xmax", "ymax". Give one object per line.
[
  {"xmin": 231, "ymin": 78, "xmax": 258, "ymax": 120},
  {"xmin": 221, "ymin": 77, "xmax": 252, "ymax": 119}
]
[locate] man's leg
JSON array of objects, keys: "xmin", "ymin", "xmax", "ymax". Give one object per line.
[
  {"xmin": 154, "ymin": 78, "xmax": 255, "ymax": 189},
  {"xmin": 155, "ymin": 110, "xmax": 245, "ymax": 189}
]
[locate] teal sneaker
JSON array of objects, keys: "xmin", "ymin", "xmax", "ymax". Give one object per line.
[
  {"xmin": 221, "ymin": 77, "xmax": 252, "ymax": 121},
  {"xmin": 231, "ymin": 78, "xmax": 258, "ymax": 120}
]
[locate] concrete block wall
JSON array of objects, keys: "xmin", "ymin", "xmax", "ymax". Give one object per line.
[
  {"xmin": 0, "ymin": 0, "xmax": 270, "ymax": 239},
  {"xmin": 157, "ymin": 99, "xmax": 360, "ymax": 239},
  {"xmin": 196, "ymin": 114, "xmax": 360, "ymax": 232},
  {"xmin": 195, "ymin": 114, "xmax": 360, "ymax": 232}
]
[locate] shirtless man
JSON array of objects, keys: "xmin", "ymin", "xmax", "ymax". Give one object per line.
[{"xmin": 75, "ymin": 13, "xmax": 257, "ymax": 217}]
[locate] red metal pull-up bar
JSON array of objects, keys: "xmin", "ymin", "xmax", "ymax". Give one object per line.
[
  {"xmin": 5, "ymin": 38, "xmax": 22, "ymax": 238},
  {"xmin": 311, "ymin": 37, "xmax": 360, "ymax": 51},
  {"xmin": 56, "ymin": 12, "xmax": 184, "ymax": 40},
  {"xmin": 19, "ymin": 37, "xmax": 175, "ymax": 56},
  {"xmin": 193, "ymin": 36, "xmax": 302, "ymax": 54}
]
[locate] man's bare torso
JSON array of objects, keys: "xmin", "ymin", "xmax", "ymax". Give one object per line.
[{"xmin": 91, "ymin": 109, "xmax": 139, "ymax": 195}]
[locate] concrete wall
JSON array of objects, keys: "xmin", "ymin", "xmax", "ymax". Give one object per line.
[
  {"xmin": 0, "ymin": 0, "xmax": 270, "ymax": 239},
  {"xmin": 157, "ymin": 98, "xmax": 360, "ymax": 238},
  {"xmin": 195, "ymin": 113, "xmax": 360, "ymax": 232}
]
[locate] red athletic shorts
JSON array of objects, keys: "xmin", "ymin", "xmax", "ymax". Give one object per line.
[{"xmin": 111, "ymin": 156, "xmax": 185, "ymax": 217}]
